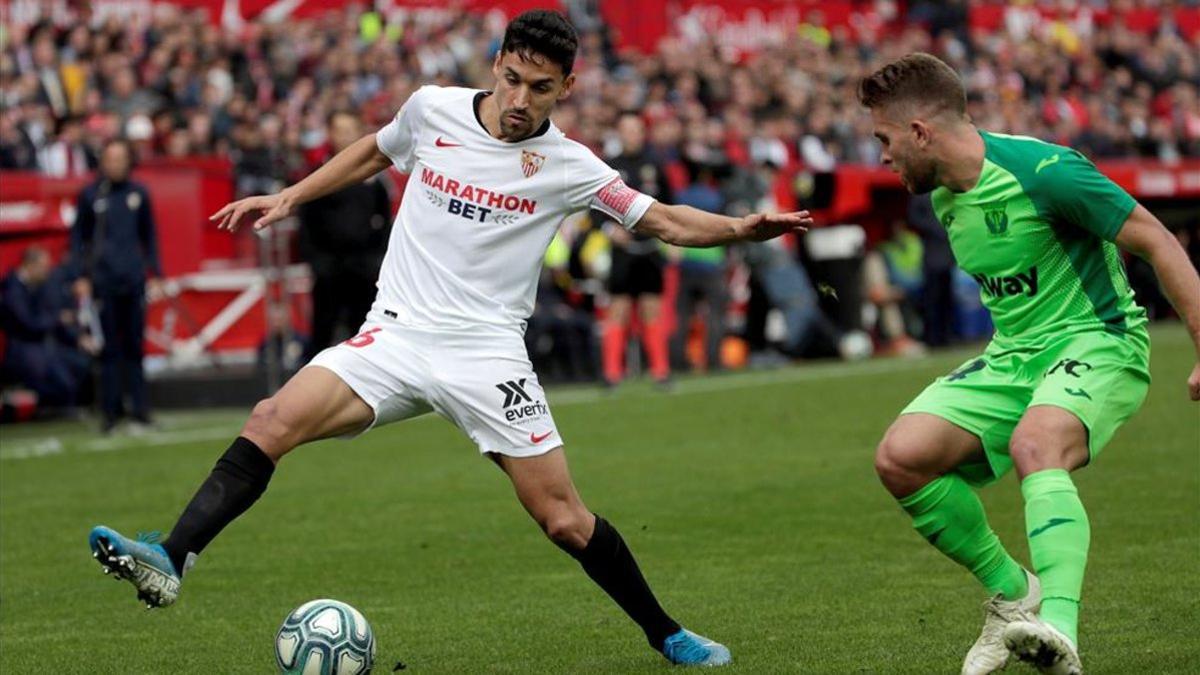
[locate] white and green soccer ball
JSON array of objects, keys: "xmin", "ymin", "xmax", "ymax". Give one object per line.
[{"xmin": 275, "ymin": 599, "xmax": 376, "ymax": 674}]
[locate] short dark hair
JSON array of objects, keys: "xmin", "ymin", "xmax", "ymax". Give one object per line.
[
  {"xmin": 858, "ymin": 53, "xmax": 966, "ymax": 118},
  {"xmin": 326, "ymin": 109, "xmax": 358, "ymax": 128},
  {"xmin": 102, "ymin": 137, "xmax": 133, "ymax": 156},
  {"xmin": 501, "ymin": 10, "xmax": 578, "ymax": 76},
  {"xmin": 21, "ymin": 245, "xmax": 49, "ymax": 266}
]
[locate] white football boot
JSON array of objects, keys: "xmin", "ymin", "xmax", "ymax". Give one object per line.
[
  {"xmin": 961, "ymin": 570, "xmax": 1041, "ymax": 675},
  {"xmin": 1004, "ymin": 616, "xmax": 1083, "ymax": 675}
]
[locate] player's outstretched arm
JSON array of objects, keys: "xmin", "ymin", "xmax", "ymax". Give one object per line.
[
  {"xmin": 211, "ymin": 133, "xmax": 393, "ymax": 232},
  {"xmin": 634, "ymin": 202, "xmax": 812, "ymax": 248},
  {"xmin": 1115, "ymin": 204, "xmax": 1200, "ymax": 400}
]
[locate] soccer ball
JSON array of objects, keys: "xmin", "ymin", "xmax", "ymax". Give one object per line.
[{"xmin": 275, "ymin": 599, "xmax": 376, "ymax": 674}]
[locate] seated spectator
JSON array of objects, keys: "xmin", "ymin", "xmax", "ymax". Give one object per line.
[
  {"xmin": 0, "ymin": 247, "xmax": 92, "ymax": 409},
  {"xmin": 257, "ymin": 304, "xmax": 308, "ymax": 378},
  {"xmin": 0, "ymin": 112, "xmax": 39, "ymax": 169},
  {"xmin": 37, "ymin": 115, "xmax": 92, "ymax": 177},
  {"xmin": 864, "ymin": 220, "xmax": 926, "ymax": 357}
]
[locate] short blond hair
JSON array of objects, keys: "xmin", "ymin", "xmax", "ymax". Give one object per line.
[{"xmin": 858, "ymin": 53, "xmax": 966, "ymax": 118}]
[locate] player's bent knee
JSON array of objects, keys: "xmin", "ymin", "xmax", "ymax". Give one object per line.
[
  {"xmin": 875, "ymin": 434, "xmax": 915, "ymax": 483},
  {"xmin": 1008, "ymin": 431, "xmax": 1085, "ymax": 476},
  {"xmin": 242, "ymin": 398, "xmax": 299, "ymax": 459},
  {"xmin": 538, "ymin": 506, "xmax": 591, "ymax": 550}
]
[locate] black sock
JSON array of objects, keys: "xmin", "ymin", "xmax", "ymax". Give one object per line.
[
  {"xmin": 162, "ymin": 437, "xmax": 275, "ymax": 573},
  {"xmin": 567, "ymin": 514, "xmax": 682, "ymax": 650}
]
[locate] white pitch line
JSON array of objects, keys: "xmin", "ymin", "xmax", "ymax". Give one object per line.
[
  {"xmin": 1, "ymin": 426, "xmax": 238, "ymax": 461},
  {"xmin": 548, "ymin": 353, "xmax": 955, "ymax": 406},
  {"xmin": 4, "ymin": 325, "xmax": 1190, "ymax": 462},
  {"xmin": 79, "ymin": 428, "xmax": 238, "ymax": 453},
  {"xmin": 0, "ymin": 356, "xmax": 944, "ymax": 462},
  {"xmin": 0, "ymin": 437, "xmax": 65, "ymax": 460}
]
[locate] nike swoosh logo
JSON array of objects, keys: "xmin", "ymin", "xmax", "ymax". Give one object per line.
[
  {"xmin": 1064, "ymin": 387, "xmax": 1092, "ymax": 400},
  {"xmin": 530, "ymin": 431, "xmax": 553, "ymax": 444},
  {"xmin": 1035, "ymin": 154, "xmax": 1060, "ymax": 174},
  {"xmin": 1029, "ymin": 517, "xmax": 1075, "ymax": 538},
  {"xmin": 435, "ymin": 136, "xmax": 462, "ymax": 148}
]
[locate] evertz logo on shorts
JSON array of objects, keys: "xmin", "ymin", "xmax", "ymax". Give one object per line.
[{"xmin": 496, "ymin": 379, "xmax": 548, "ymax": 421}]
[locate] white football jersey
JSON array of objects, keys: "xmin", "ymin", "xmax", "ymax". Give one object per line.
[{"xmin": 373, "ymin": 85, "xmax": 655, "ymax": 332}]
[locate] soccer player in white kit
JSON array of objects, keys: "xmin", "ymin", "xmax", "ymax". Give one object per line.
[{"xmin": 88, "ymin": 11, "xmax": 811, "ymax": 666}]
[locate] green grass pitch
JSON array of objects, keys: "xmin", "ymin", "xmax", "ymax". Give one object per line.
[{"xmin": 2, "ymin": 325, "xmax": 1197, "ymax": 673}]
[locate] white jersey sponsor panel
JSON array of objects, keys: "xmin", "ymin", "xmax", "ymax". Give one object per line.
[{"xmin": 374, "ymin": 85, "xmax": 654, "ymax": 331}]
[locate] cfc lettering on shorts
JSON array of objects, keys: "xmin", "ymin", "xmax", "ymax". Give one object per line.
[
  {"xmin": 596, "ymin": 177, "xmax": 638, "ymax": 216},
  {"xmin": 972, "ymin": 266, "xmax": 1038, "ymax": 298},
  {"xmin": 1048, "ymin": 358, "xmax": 1093, "ymax": 378}
]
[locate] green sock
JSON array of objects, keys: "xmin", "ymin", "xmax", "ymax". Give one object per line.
[
  {"xmin": 899, "ymin": 474, "xmax": 1028, "ymax": 600},
  {"xmin": 1022, "ymin": 468, "xmax": 1089, "ymax": 646}
]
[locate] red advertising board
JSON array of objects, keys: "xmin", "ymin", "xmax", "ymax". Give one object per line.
[
  {"xmin": 811, "ymin": 160, "xmax": 1200, "ymax": 227},
  {"xmin": 0, "ymin": 161, "xmax": 234, "ymax": 274}
]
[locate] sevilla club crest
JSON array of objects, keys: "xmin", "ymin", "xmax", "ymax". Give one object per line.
[{"xmin": 520, "ymin": 150, "xmax": 546, "ymax": 178}]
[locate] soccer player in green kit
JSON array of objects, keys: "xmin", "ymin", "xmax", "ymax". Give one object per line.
[{"xmin": 859, "ymin": 53, "xmax": 1200, "ymax": 675}]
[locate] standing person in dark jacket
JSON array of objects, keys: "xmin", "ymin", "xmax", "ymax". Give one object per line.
[
  {"xmin": 70, "ymin": 139, "xmax": 163, "ymax": 432},
  {"xmin": 600, "ymin": 112, "xmax": 673, "ymax": 387},
  {"xmin": 298, "ymin": 111, "xmax": 393, "ymax": 361}
]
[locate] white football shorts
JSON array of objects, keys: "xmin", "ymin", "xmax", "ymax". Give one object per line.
[{"xmin": 305, "ymin": 312, "xmax": 561, "ymax": 457}]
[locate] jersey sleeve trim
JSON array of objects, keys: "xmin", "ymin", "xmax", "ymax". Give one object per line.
[
  {"xmin": 590, "ymin": 177, "xmax": 656, "ymax": 229},
  {"xmin": 1089, "ymin": 185, "xmax": 1136, "ymax": 241}
]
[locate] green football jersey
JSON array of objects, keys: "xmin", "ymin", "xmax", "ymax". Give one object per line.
[{"xmin": 931, "ymin": 130, "xmax": 1147, "ymax": 347}]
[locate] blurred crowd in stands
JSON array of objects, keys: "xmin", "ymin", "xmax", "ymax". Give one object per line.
[
  {"xmin": 3, "ymin": 0, "xmax": 1199, "ymax": 413},
  {"xmin": 3, "ymin": 1, "xmax": 1197, "ymax": 177}
]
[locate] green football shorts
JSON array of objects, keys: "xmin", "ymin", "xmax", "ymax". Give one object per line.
[{"xmin": 902, "ymin": 328, "xmax": 1151, "ymax": 486}]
